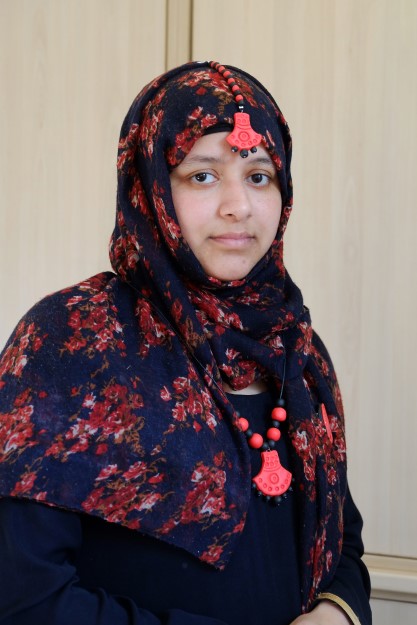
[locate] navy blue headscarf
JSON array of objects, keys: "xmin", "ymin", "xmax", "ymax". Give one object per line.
[{"xmin": 0, "ymin": 62, "xmax": 347, "ymax": 608}]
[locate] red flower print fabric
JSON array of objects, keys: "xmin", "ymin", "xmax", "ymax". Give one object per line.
[{"xmin": 0, "ymin": 62, "xmax": 347, "ymax": 609}]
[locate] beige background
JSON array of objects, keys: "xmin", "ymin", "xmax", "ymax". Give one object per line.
[{"xmin": 1, "ymin": 0, "xmax": 416, "ymax": 621}]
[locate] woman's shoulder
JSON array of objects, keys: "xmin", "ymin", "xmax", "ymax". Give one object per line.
[
  {"xmin": 1, "ymin": 272, "xmax": 118, "ymax": 352},
  {"xmin": 0, "ymin": 271, "xmax": 125, "ymax": 386},
  {"xmin": 20, "ymin": 271, "xmax": 117, "ymax": 320}
]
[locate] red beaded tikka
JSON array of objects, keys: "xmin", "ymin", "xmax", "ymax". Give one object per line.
[
  {"xmin": 238, "ymin": 395, "xmax": 293, "ymax": 505},
  {"xmin": 210, "ymin": 61, "xmax": 262, "ymax": 158}
]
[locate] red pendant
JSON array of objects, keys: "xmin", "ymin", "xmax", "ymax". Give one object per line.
[
  {"xmin": 226, "ymin": 112, "xmax": 262, "ymax": 150},
  {"xmin": 253, "ymin": 450, "xmax": 292, "ymax": 497}
]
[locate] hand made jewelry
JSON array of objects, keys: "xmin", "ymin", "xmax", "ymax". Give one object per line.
[
  {"xmin": 238, "ymin": 396, "xmax": 293, "ymax": 505},
  {"xmin": 210, "ymin": 61, "xmax": 262, "ymax": 158}
]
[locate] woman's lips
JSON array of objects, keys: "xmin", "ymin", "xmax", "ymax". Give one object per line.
[{"xmin": 210, "ymin": 232, "xmax": 254, "ymax": 247}]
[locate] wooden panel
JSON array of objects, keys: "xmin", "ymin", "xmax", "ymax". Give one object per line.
[
  {"xmin": 166, "ymin": 0, "xmax": 192, "ymax": 68},
  {"xmin": 192, "ymin": 0, "xmax": 417, "ymax": 559},
  {"xmin": 371, "ymin": 599, "xmax": 417, "ymax": 625},
  {"xmin": 365, "ymin": 554, "xmax": 417, "ymax": 603},
  {"xmin": 0, "ymin": 0, "xmax": 166, "ymax": 346}
]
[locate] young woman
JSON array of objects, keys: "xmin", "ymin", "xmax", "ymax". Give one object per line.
[{"xmin": 0, "ymin": 61, "xmax": 371, "ymax": 625}]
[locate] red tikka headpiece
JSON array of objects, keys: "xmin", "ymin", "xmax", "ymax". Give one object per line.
[{"xmin": 209, "ymin": 61, "xmax": 262, "ymax": 158}]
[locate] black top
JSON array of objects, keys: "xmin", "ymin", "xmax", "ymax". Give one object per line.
[{"xmin": 0, "ymin": 392, "xmax": 371, "ymax": 625}]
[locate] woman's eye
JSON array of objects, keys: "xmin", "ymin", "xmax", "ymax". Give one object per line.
[
  {"xmin": 191, "ymin": 172, "xmax": 215, "ymax": 184},
  {"xmin": 249, "ymin": 173, "xmax": 270, "ymax": 186}
]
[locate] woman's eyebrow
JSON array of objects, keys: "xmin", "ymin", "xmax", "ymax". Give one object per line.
[
  {"xmin": 249, "ymin": 156, "xmax": 275, "ymax": 166},
  {"xmin": 180, "ymin": 155, "xmax": 275, "ymax": 166},
  {"xmin": 180, "ymin": 155, "xmax": 224, "ymax": 165}
]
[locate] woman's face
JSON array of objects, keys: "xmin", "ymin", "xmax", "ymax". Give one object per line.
[{"xmin": 170, "ymin": 132, "xmax": 282, "ymax": 281}]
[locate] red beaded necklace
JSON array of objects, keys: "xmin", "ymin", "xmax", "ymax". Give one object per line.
[{"xmin": 237, "ymin": 394, "xmax": 293, "ymax": 505}]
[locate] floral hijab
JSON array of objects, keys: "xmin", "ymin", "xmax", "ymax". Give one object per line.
[{"xmin": 0, "ymin": 62, "xmax": 347, "ymax": 608}]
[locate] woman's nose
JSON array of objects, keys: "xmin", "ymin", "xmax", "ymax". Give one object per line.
[{"xmin": 218, "ymin": 179, "xmax": 251, "ymax": 220}]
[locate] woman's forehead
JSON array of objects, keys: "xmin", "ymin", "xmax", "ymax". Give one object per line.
[{"xmin": 177, "ymin": 132, "xmax": 275, "ymax": 166}]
